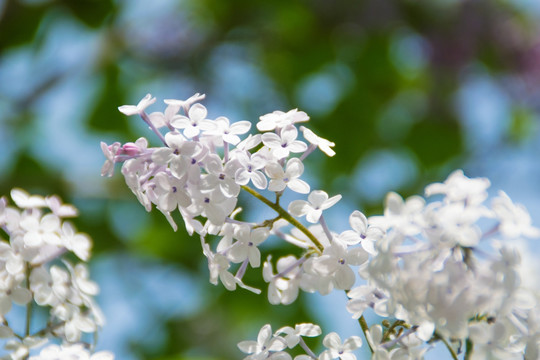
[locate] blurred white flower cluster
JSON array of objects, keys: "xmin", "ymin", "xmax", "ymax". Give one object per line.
[
  {"xmin": 0, "ymin": 189, "xmax": 113, "ymax": 360},
  {"xmin": 104, "ymin": 93, "xmax": 540, "ymax": 359}
]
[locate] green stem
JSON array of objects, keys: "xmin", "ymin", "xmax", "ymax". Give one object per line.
[
  {"xmin": 465, "ymin": 338, "xmax": 473, "ymax": 360},
  {"xmin": 24, "ymin": 264, "xmax": 32, "ymax": 338},
  {"xmin": 434, "ymin": 332, "xmax": 459, "ymax": 360},
  {"xmin": 241, "ymin": 185, "xmax": 324, "ymax": 253},
  {"xmin": 382, "ymin": 320, "xmax": 405, "ymax": 343},
  {"xmin": 358, "ymin": 315, "xmax": 373, "ymax": 354}
]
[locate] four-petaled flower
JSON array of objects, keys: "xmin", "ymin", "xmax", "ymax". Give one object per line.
[
  {"xmin": 288, "ymin": 190, "xmax": 342, "ymax": 223},
  {"xmin": 320, "ymin": 332, "xmax": 362, "ymax": 360},
  {"xmin": 238, "ymin": 324, "xmax": 287, "ymax": 360},
  {"xmin": 265, "ymin": 158, "xmax": 310, "ymax": 194},
  {"xmin": 261, "ymin": 125, "xmax": 307, "ymax": 160}
]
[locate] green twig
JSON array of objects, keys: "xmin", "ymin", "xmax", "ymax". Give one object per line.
[
  {"xmin": 434, "ymin": 331, "xmax": 459, "ymax": 360},
  {"xmin": 358, "ymin": 315, "xmax": 373, "ymax": 353},
  {"xmin": 24, "ymin": 264, "xmax": 32, "ymax": 338},
  {"xmin": 382, "ymin": 320, "xmax": 405, "ymax": 343},
  {"xmin": 241, "ymin": 185, "xmax": 324, "ymax": 253},
  {"xmin": 465, "ymin": 338, "xmax": 473, "ymax": 360}
]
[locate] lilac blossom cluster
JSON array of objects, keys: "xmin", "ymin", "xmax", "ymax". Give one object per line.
[
  {"xmin": 103, "ymin": 93, "xmax": 540, "ymax": 359},
  {"xmin": 0, "ymin": 189, "xmax": 113, "ymax": 360}
]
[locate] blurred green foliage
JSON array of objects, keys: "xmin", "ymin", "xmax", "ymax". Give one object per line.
[{"xmin": 0, "ymin": 0, "xmax": 538, "ymax": 358}]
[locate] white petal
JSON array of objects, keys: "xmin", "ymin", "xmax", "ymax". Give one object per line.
[
  {"xmin": 288, "ymin": 200, "xmax": 310, "ymax": 217},
  {"xmin": 416, "ymin": 321, "xmax": 435, "ymax": 341},
  {"xmin": 170, "ymin": 116, "xmax": 192, "ymax": 129},
  {"xmin": 117, "ymin": 105, "xmax": 138, "ymax": 116},
  {"xmin": 11, "ymin": 288, "xmax": 32, "ymax": 305},
  {"xmin": 342, "ymin": 336, "xmax": 362, "ymax": 351},
  {"xmin": 287, "ymin": 141, "xmax": 308, "ymax": 153},
  {"xmin": 248, "ymin": 247, "xmax": 261, "ymax": 268},
  {"xmin": 268, "ymin": 179, "xmax": 287, "ymax": 192},
  {"xmin": 266, "ymin": 162, "xmax": 285, "ymax": 179},
  {"xmin": 261, "ymin": 133, "xmax": 283, "ymax": 148},
  {"xmin": 188, "ymin": 103, "xmax": 208, "ymax": 121},
  {"xmin": 251, "ymin": 171, "xmax": 268, "ymax": 190},
  {"xmin": 349, "ymin": 210, "xmax": 367, "ymax": 235},
  {"xmin": 287, "ymin": 179, "xmax": 310, "ymax": 194},
  {"xmin": 296, "ymin": 323, "xmax": 321, "ymax": 337},
  {"xmin": 285, "ymin": 158, "xmax": 304, "ymax": 177},
  {"xmin": 321, "ymin": 194, "xmax": 342, "ymax": 210},
  {"xmin": 323, "ymin": 332, "xmax": 342, "ymax": 349},
  {"xmin": 151, "ymin": 148, "xmax": 173, "ymax": 165},
  {"xmin": 238, "ymin": 340, "xmax": 258, "ymax": 354},
  {"xmin": 258, "ymin": 324, "xmax": 273, "ymax": 345},
  {"xmin": 308, "ymin": 190, "xmax": 328, "ymax": 207},
  {"xmin": 280, "ymin": 125, "xmax": 298, "ymax": 142},
  {"xmin": 230, "ymin": 120, "xmax": 252, "ymax": 134},
  {"xmin": 334, "ymin": 266, "xmax": 355, "ymax": 290},
  {"xmin": 235, "ymin": 169, "xmax": 250, "ymax": 186}
]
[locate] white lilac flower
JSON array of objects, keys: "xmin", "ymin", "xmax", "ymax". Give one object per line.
[
  {"xmin": 229, "ymin": 226, "xmax": 269, "ymax": 268},
  {"xmin": 276, "ymin": 323, "xmax": 321, "ymax": 348},
  {"xmin": 319, "ymin": 332, "xmax": 362, "ymax": 360},
  {"xmin": 205, "ymin": 116, "xmax": 252, "ymax": 145},
  {"xmin": 5, "ymin": 337, "xmax": 48, "ymax": 360},
  {"xmin": 45, "ymin": 195, "xmax": 78, "ymax": 218},
  {"xmin": 152, "ymin": 172, "xmax": 191, "ymax": 212},
  {"xmin": 492, "ymin": 190, "xmax": 540, "ymax": 239},
  {"xmin": 425, "ymin": 169, "xmax": 490, "ymax": 206},
  {"xmin": 0, "ymin": 242, "xmax": 24, "ymax": 276},
  {"xmin": 424, "ymin": 201, "xmax": 483, "ymax": 247},
  {"xmin": 261, "ymin": 125, "xmax": 307, "ymax": 160},
  {"xmin": 288, "ymin": 190, "xmax": 342, "ymax": 224},
  {"xmin": 189, "ymin": 189, "xmax": 237, "ymax": 226},
  {"xmin": 52, "ymin": 303, "xmax": 98, "ymax": 342},
  {"xmin": 60, "ymin": 222, "xmax": 91, "ymax": 261},
  {"xmin": 346, "ymin": 285, "xmax": 386, "ymax": 319},
  {"xmin": 148, "ymin": 102, "xmax": 181, "ymax": 129},
  {"xmin": 200, "ymin": 154, "xmax": 241, "ymax": 198},
  {"xmin": 203, "ymin": 243, "xmax": 237, "ymax": 291},
  {"xmin": 164, "ymin": 93, "xmax": 206, "ymax": 113},
  {"xmin": 265, "ymin": 158, "xmax": 310, "ymax": 194},
  {"xmin": 19, "ymin": 213, "xmax": 62, "ymax": 247},
  {"xmin": 29, "ymin": 267, "xmax": 54, "ymax": 306},
  {"xmin": 118, "ymin": 93, "xmax": 156, "ymax": 116},
  {"xmin": 0, "ymin": 284, "xmax": 32, "ymax": 315},
  {"xmin": 263, "ymin": 255, "xmax": 303, "ymax": 305},
  {"xmin": 151, "ymin": 132, "xmax": 202, "ymax": 179},
  {"xmin": 70, "ymin": 263, "xmax": 100, "ymax": 299},
  {"xmin": 468, "ymin": 321, "xmax": 522, "ymax": 360},
  {"xmin": 299, "ymin": 259, "xmax": 334, "ymax": 295},
  {"xmin": 369, "ymin": 192, "xmax": 425, "ymax": 236},
  {"xmin": 238, "ymin": 324, "xmax": 287, "ymax": 360},
  {"xmin": 234, "ymin": 152, "xmax": 268, "ymax": 190},
  {"xmin": 311, "ymin": 242, "xmax": 368, "ymax": 290},
  {"xmin": 170, "ymin": 103, "xmax": 214, "ymax": 139},
  {"xmin": 257, "ymin": 109, "xmax": 309, "ymax": 132},
  {"xmin": 300, "ymin": 126, "xmax": 336, "ymax": 157},
  {"xmin": 337, "ymin": 210, "xmax": 382, "ymax": 255}
]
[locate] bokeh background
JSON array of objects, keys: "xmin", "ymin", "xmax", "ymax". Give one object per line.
[{"xmin": 1, "ymin": 0, "xmax": 540, "ymax": 359}]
